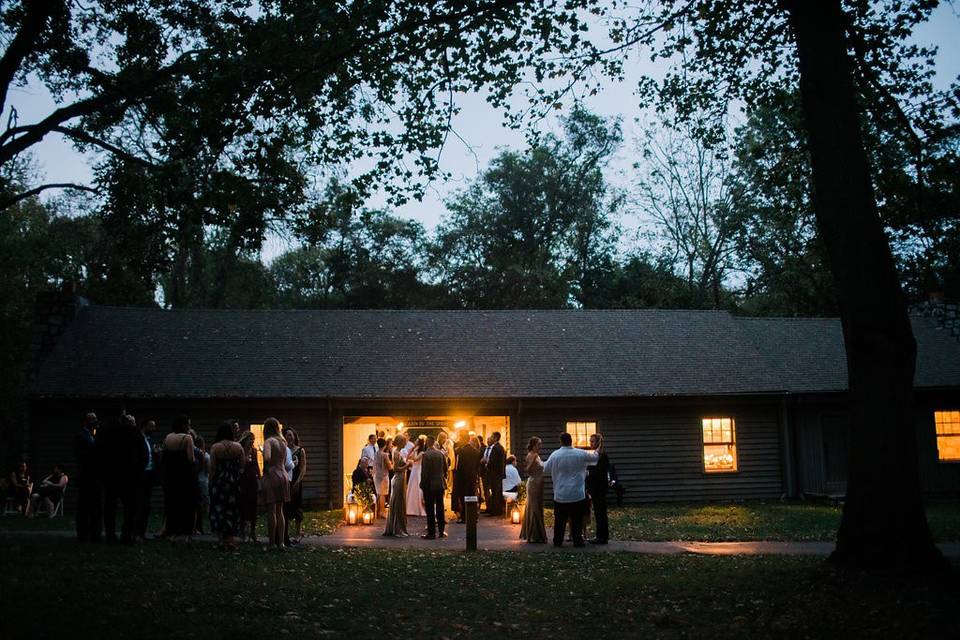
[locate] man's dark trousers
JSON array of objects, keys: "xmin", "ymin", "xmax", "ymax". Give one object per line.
[
  {"xmin": 424, "ymin": 488, "xmax": 446, "ymax": 536},
  {"xmin": 553, "ymin": 499, "xmax": 587, "ymax": 547},
  {"xmin": 591, "ymin": 493, "xmax": 609, "ymax": 542}
]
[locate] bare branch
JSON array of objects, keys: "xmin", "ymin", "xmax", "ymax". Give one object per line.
[{"xmin": 0, "ymin": 182, "xmax": 98, "ymax": 210}]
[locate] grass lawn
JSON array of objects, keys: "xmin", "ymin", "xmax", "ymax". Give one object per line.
[{"xmin": 0, "ymin": 538, "xmax": 957, "ymax": 639}]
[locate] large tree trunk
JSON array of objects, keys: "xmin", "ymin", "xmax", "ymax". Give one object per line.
[{"xmin": 784, "ymin": 0, "xmax": 943, "ymax": 569}]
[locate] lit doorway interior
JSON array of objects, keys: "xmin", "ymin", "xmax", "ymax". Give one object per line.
[{"xmin": 342, "ymin": 415, "xmax": 510, "ymax": 505}]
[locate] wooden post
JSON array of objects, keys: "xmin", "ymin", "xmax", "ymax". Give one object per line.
[{"xmin": 464, "ymin": 496, "xmax": 478, "ymax": 551}]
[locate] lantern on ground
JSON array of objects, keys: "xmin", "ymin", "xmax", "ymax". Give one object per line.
[
  {"xmin": 362, "ymin": 509, "xmax": 374, "ymax": 525},
  {"xmin": 511, "ymin": 505, "xmax": 521, "ymax": 524},
  {"xmin": 346, "ymin": 503, "xmax": 359, "ymax": 525}
]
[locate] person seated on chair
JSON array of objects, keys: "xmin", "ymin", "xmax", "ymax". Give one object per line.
[
  {"xmin": 29, "ymin": 464, "xmax": 68, "ymax": 517},
  {"xmin": 8, "ymin": 461, "xmax": 32, "ymax": 515},
  {"xmin": 502, "ymin": 455, "xmax": 521, "ymax": 494}
]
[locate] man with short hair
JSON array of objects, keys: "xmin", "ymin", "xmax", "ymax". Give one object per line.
[
  {"xmin": 586, "ymin": 433, "xmax": 610, "ymax": 544},
  {"xmin": 544, "ymin": 431, "xmax": 601, "ymax": 548},
  {"xmin": 134, "ymin": 419, "xmax": 158, "ymax": 540},
  {"xmin": 361, "ymin": 434, "xmax": 377, "ymax": 475},
  {"xmin": 419, "ymin": 435, "xmax": 449, "ymax": 539},
  {"xmin": 484, "ymin": 432, "xmax": 506, "ymax": 516}
]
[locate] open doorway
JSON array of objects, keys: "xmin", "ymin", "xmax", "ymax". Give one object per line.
[{"xmin": 341, "ymin": 414, "xmax": 510, "ymax": 504}]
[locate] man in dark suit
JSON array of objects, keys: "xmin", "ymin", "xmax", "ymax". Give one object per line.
[
  {"xmin": 453, "ymin": 436, "xmax": 481, "ymax": 523},
  {"xmin": 485, "ymin": 431, "xmax": 507, "ymax": 516},
  {"xmin": 134, "ymin": 419, "xmax": 158, "ymax": 541},
  {"xmin": 419, "ymin": 435, "xmax": 448, "ymax": 539},
  {"xmin": 586, "ymin": 433, "xmax": 610, "ymax": 544},
  {"xmin": 74, "ymin": 412, "xmax": 102, "ymax": 543},
  {"xmin": 101, "ymin": 412, "xmax": 146, "ymax": 544}
]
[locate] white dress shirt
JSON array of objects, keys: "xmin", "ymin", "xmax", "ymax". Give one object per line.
[
  {"xmin": 503, "ymin": 463, "xmax": 521, "ymax": 492},
  {"xmin": 543, "ymin": 446, "xmax": 599, "ymax": 503},
  {"xmin": 361, "ymin": 443, "xmax": 377, "ymax": 467}
]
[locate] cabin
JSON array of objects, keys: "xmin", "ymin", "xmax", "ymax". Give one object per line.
[{"xmin": 25, "ymin": 293, "xmax": 960, "ymax": 509}]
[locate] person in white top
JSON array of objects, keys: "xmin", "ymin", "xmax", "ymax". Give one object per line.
[
  {"xmin": 361, "ymin": 434, "xmax": 378, "ymax": 474},
  {"xmin": 502, "ymin": 455, "xmax": 521, "ymax": 493},
  {"xmin": 405, "ymin": 435, "xmax": 428, "ymax": 516},
  {"xmin": 543, "ymin": 431, "xmax": 600, "ymax": 548}
]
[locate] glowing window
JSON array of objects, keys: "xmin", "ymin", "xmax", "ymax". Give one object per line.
[
  {"xmin": 935, "ymin": 411, "xmax": 960, "ymax": 462},
  {"xmin": 702, "ymin": 417, "xmax": 738, "ymax": 473},
  {"xmin": 565, "ymin": 421, "xmax": 597, "ymax": 448}
]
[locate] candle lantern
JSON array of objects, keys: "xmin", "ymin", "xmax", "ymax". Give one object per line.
[
  {"xmin": 346, "ymin": 503, "xmax": 359, "ymax": 525},
  {"xmin": 362, "ymin": 509, "xmax": 374, "ymax": 525},
  {"xmin": 511, "ymin": 505, "xmax": 521, "ymax": 524}
]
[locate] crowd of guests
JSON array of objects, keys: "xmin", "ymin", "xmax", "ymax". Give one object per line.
[
  {"xmin": 66, "ymin": 411, "xmax": 306, "ymax": 550},
  {"xmin": 349, "ymin": 428, "xmax": 611, "ymax": 546}
]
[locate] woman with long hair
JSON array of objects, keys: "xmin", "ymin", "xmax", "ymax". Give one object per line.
[
  {"xmin": 404, "ymin": 435, "xmax": 427, "ymax": 517},
  {"xmin": 283, "ymin": 428, "xmax": 307, "ymax": 545},
  {"xmin": 383, "ymin": 434, "xmax": 409, "ymax": 537},
  {"xmin": 260, "ymin": 418, "xmax": 290, "ymax": 549},
  {"xmin": 162, "ymin": 415, "xmax": 197, "ymax": 543},
  {"xmin": 520, "ymin": 436, "xmax": 547, "ymax": 544},
  {"xmin": 209, "ymin": 421, "xmax": 244, "ymax": 550}
]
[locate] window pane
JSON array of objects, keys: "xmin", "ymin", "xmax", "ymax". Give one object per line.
[
  {"xmin": 937, "ymin": 435, "xmax": 960, "ymax": 462},
  {"xmin": 935, "ymin": 411, "xmax": 960, "ymax": 437},
  {"xmin": 704, "ymin": 444, "xmax": 738, "ymax": 472},
  {"xmin": 565, "ymin": 421, "xmax": 596, "ymax": 448}
]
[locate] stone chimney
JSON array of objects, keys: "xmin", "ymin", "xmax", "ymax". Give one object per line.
[
  {"xmin": 910, "ymin": 293, "xmax": 960, "ymax": 343},
  {"xmin": 30, "ymin": 281, "xmax": 88, "ymax": 375}
]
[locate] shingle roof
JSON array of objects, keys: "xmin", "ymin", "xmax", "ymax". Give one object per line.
[{"xmin": 30, "ymin": 306, "xmax": 960, "ymax": 399}]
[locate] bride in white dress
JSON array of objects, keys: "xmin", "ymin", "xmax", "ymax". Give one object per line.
[{"xmin": 405, "ymin": 435, "xmax": 427, "ymax": 517}]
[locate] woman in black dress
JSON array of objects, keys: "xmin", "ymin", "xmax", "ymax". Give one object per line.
[
  {"xmin": 162, "ymin": 415, "xmax": 198, "ymax": 543},
  {"xmin": 209, "ymin": 421, "xmax": 244, "ymax": 549},
  {"xmin": 238, "ymin": 431, "xmax": 261, "ymax": 543},
  {"xmin": 283, "ymin": 428, "xmax": 307, "ymax": 545}
]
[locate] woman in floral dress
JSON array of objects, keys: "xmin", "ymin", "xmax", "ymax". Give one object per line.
[{"xmin": 209, "ymin": 421, "xmax": 244, "ymax": 549}]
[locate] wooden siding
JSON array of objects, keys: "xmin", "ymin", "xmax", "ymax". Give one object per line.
[{"xmin": 516, "ymin": 403, "xmax": 784, "ymax": 503}]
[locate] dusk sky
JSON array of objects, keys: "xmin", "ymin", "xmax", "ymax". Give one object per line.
[{"xmin": 12, "ymin": 4, "xmax": 960, "ymax": 260}]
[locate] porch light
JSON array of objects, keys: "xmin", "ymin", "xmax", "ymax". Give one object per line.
[
  {"xmin": 397, "ymin": 422, "xmax": 405, "ymax": 431},
  {"xmin": 454, "ymin": 420, "xmax": 466, "ymax": 429}
]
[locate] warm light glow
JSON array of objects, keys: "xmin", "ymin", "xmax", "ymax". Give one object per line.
[
  {"xmin": 362, "ymin": 510, "xmax": 374, "ymax": 525},
  {"xmin": 511, "ymin": 506, "xmax": 521, "ymax": 524},
  {"xmin": 565, "ymin": 421, "xmax": 596, "ymax": 448},
  {"xmin": 935, "ymin": 410, "xmax": 960, "ymax": 461},
  {"xmin": 396, "ymin": 422, "xmax": 405, "ymax": 431},
  {"xmin": 454, "ymin": 420, "xmax": 467, "ymax": 429},
  {"xmin": 347, "ymin": 503, "xmax": 358, "ymax": 525},
  {"xmin": 702, "ymin": 417, "xmax": 737, "ymax": 472}
]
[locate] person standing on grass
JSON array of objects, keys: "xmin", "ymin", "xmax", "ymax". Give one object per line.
[
  {"xmin": 283, "ymin": 428, "xmax": 306, "ymax": 546},
  {"xmin": 238, "ymin": 431, "xmax": 261, "ymax": 543},
  {"xmin": 544, "ymin": 431, "xmax": 600, "ymax": 548},
  {"xmin": 209, "ymin": 421, "xmax": 244, "ymax": 550},
  {"xmin": 134, "ymin": 419, "xmax": 159, "ymax": 541},
  {"xmin": 194, "ymin": 433, "xmax": 210, "ymax": 535},
  {"xmin": 101, "ymin": 412, "xmax": 145, "ymax": 544},
  {"xmin": 453, "ymin": 436, "xmax": 482, "ymax": 524},
  {"xmin": 74, "ymin": 412, "xmax": 102, "ymax": 542},
  {"xmin": 586, "ymin": 433, "xmax": 610, "ymax": 545},
  {"xmin": 419, "ymin": 435, "xmax": 448, "ymax": 539},
  {"xmin": 163, "ymin": 415, "xmax": 198, "ymax": 543},
  {"xmin": 261, "ymin": 418, "xmax": 290, "ymax": 550}
]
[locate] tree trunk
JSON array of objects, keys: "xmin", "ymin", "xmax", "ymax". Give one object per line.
[{"xmin": 784, "ymin": 0, "xmax": 943, "ymax": 569}]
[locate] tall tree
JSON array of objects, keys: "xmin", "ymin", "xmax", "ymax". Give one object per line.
[{"xmin": 434, "ymin": 106, "xmax": 621, "ymax": 308}]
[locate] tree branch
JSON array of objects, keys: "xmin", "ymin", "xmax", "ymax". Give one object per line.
[
  {"xmin": 0, "ymin": 182, "xmax": 98, "ymax": 210},
  {"xmin": 0, "ymin": 0, "xmax": 55, "ymax": 118}
]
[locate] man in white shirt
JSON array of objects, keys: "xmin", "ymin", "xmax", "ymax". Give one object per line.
[
  {"xmin": 502, "ymin": 455, "xmax": 521, "ymax": 493},
  {"xmin": 543, "ymin": 431, "xmax": 600, "ymax": 547},
  {"xmin": 361, "ymin": 434, "xmax": 378, "ymax": 474}
]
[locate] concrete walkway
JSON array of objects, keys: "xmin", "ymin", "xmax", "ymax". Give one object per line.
[
  {"xmin": 5, "ymin": 518, "xmax": 959, "ymax": 557},
  {"xmin": 312, "ymin": 515, "xmax": 960, "ymax": 557}
]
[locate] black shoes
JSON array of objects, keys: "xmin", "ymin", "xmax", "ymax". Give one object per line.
[
  {"xmin": 421, "ymin": 533, "xmax": 436, "ymax": 539},
  {"xmin": 588, "ymin": 538, "xmax": 608, "ymax": 545}
]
